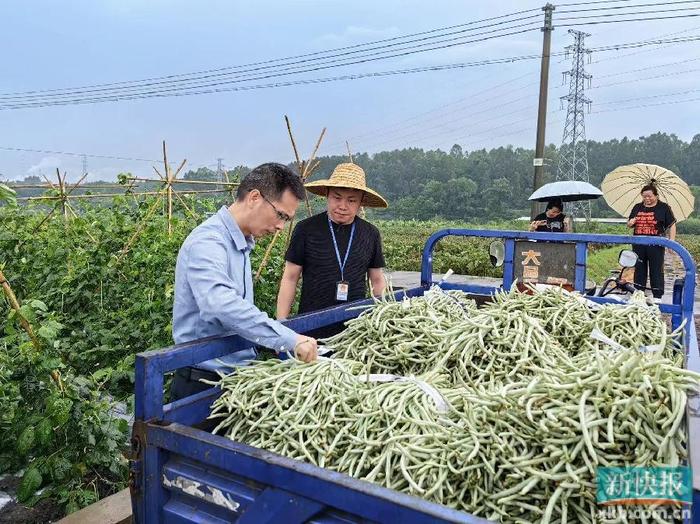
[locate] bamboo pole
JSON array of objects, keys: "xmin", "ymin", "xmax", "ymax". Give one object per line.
[
  {"xmin": 0, "ymin": 268, "xmax": 64, "ymax": 391},
  {"xmin": 164, "ymin": 141, "xmax": 173, "ymax": 236},
  {"xmin": 125, "ymin": 176, "xmax": 238, "ymax": 187},
  {"xmin": 254, "ymin": 120, "xmax": 327, "ymax": 281},
  {"xmin": 67, "ymin": 204, "xmax": 99, "ymax": 244},
  {"xmin": 301, "ymin": 128, "xmax": 326, "ymax": 217},
  {"xmin": 42, "ymin": 174, "xmax": 58, "ymax": 190},
  {"xmin": 304, "ymin": 128, "xmax": 326, "ymax": 177},
  {"xmin": 172, "ymin": 190, "xmax": 200, "ymax": 221},
  {"xmin": 285, "ymin": 115, "xmax": 303, "ymax": 174},
  {"xmin": 172, "ymin": 158, "xmax": 187, "ymax": 179},
  {"xmin": 0, "ymin": 268, "xmax": 41, "ymax": 349},
  {"xmin": 116, "ymin": 188, "xmax": 167, "ymax": 263},
  {"xmin": 57, "ymin": 169, "xmax": 67, "ymax": 221},
  {"xmin": 7, "ymin": 183, "xmax": 140, "ymax": 189},
  {"xmin": 254, "ymin": 230, "xmax": 282, "ymax": 282},
  {"xmin": 17, "ymin": 188, "xmax": 231, "ymax": 201}
]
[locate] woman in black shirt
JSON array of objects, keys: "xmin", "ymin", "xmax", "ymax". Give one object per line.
[
  {"xmin": 626, "ymin": 184, "xmax": 676, "ymax": 301},
  {"xmin": 529, "ymin": 199, "xmax": 571, "ymax": 233}
]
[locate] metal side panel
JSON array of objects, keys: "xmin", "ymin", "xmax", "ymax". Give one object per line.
[
  {"xmin": 146, "ymin": 423, "xmax": 486, "ymax": 524},
  {"xmin": 160, "ymin": 455, "xmax": 454, "ymax": 524}
]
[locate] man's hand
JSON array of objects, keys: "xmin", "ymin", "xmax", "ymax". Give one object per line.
[
  {"xmin": 627, "ymin": 218, "xmax": 637, "ymax": 227},
  {"xmin": 294, "ymin": 336, "xmax": 318, "ymax": 363}
]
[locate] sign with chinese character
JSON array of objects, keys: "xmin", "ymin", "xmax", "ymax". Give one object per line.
[
  {"xmin": 514, "ymin": 241, "xmax": 575, "ymax": 286},
  {"xmin": 597, "ymin": 467, "xmax": 692, "ymax": 505}
]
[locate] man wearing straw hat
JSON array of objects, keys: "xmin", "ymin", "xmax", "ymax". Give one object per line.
[{"xmin": 276, "ymin": 162, "xmax": 388, "ymax": 335}]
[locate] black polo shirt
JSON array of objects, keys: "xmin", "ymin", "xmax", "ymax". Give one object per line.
[{"xmin": 285, "ymin": 211, "xmax": 385, "ymax": 314}]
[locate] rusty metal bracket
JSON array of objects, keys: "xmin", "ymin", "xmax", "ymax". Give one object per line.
[{"xmin": 127, "ymin": 420, "xmax": 147, "ymax": 497}]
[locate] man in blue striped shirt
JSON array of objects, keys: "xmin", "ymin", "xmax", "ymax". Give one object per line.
[{"xmin": 171, "ymin": 163, "xmax": 318, "ymax": 400}]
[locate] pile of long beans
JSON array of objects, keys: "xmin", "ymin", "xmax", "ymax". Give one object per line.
[
  {"xmin": 210, "ymin": 287, "xmax": 699, "ymax": 523},
  {"xmin": 453, "ymin": 347, "xmax": 699, "ymax": 522},
  {"xmin": 210, "ymin": 358, "xmax": 366, "ymax": 467},
  {"xmin": 210, "ymin": 359, "xmax": 480, "ymax": 506},
  {"xmin": 328, "ymin": 287, "xmax": 476, "ymax": 375},
  {"xmin": 436, "ymin": 308, "xmax": 571, "ymax": 388},
  {"xmin": 484, "ymin": 287, "xmax": 596, "ymax": 353}
]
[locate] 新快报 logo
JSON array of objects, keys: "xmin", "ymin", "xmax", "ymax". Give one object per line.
[{"xmin": 597, "ymin": 467, "xmax": 691, "ymax": 505}]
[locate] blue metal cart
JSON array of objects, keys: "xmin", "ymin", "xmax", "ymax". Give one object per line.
[{"xmin": 130, "ymin": 230, "xmax": 699, "ymax": 523}]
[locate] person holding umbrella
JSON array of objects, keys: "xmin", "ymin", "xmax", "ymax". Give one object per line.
[
  {"xmin": 626, "ymin": 184, "xmax": 676, "ymax": 302},
  {"xmin": 602, "ymin": 163, "xmax": 693, "ymax": 303},
  {"xmin": 527, "ymin": 180, "xmax": 603, "ymax": 232},
  {"xmin": 529, "ymin": 198, "xmax": 572, "ymax": 233}
]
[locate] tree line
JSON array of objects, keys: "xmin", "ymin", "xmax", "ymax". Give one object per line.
[{"xmin": 5, "ymin": 132, "xmax": 699, "ymax": 222}]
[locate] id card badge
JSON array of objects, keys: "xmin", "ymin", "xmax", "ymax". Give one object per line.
[{"xmin": 336, "ymin": 281, "xmax": 349, "ymax": 301}]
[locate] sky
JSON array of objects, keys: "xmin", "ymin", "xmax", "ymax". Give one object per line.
[{"xmin": 0, "ymin": 0, "xmax": 699, "ymax": 182}]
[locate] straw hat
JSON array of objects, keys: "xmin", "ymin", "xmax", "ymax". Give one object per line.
[{"xmin": 304, "ymin": 163, "xmax": 388, "ymax": 208}]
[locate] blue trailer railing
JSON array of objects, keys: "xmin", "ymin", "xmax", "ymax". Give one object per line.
[
  {"xmin": 421, "ymin": 230, "xmax": 696, "ymax": 342},
  {"xmin": 131, "ymin": 230, "xmax": 698, "ymax": 523}
]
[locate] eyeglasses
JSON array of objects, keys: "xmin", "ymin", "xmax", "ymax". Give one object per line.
[{"xmin": 261, "ymin": 193, "xmax": 292, "ymax": 223}]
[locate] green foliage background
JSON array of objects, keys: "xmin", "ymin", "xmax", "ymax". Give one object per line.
[{"xmin": 1, "ymin": 193, "xmax": 698, "ymax": 519}]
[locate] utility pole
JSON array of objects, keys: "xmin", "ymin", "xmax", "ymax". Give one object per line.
[{"xmin": 530, "ymin": 3, "xmax": 555, "ymax": 220}]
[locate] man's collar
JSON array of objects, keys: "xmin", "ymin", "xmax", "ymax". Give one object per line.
[{"xmin": 218, "ymin": 206, "xmax": 255, "ymax": 251}]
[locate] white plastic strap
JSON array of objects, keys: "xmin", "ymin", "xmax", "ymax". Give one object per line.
[
  {"xmin": 590, "ymin": 328, "xmax": 626, "ymax": 352},
  {"xmin": 357, "ymin": 373, "xmax": 400, "ymax": 383},
  {"xmin": 590, "ymin": 329, "xmax": 663, "ymax": 354},
  {"xmin": 357, "ymin": 374, "xmax": 450, "ymax": 414},
  {"xmin": 439, "ymin": 269, "xmax": 454, "ymax": 283},
  {"xmin": 398, "ymin": 377, "xmax": 450, "ymax": 414}
]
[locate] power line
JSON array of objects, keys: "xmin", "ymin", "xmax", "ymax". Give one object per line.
[
  {"xmin": 596, "ymin": 87, "xmax": 700, "ymax": 104},
  {"xmin": 592, "ymin": 94, "xmax": 700, "ymax": 112},
  {"xmin": 591, "ymin": 66, "xmax": 700, "ymax": 89},
  {"xmin": 0, "ymin": 8, "xmax": 542, "ymax": 99},
  {"xmin": 0, "ymin": 146, "xmax": 159, "ymax": 162},
  {"xmin": 1, "ymin": 30, "xmax": 698, "ymax": 110},
  {"xmin": 0, "ymin": 36, "xmax": 546, "ymax": 110},
  {"xmin": 559, "ymin": 12, "xmax": 700, "ymax": 26},
  {"xmin": 0, "ymin": 17, "xmax": 542, "ymax": 102},
  {"xmin": 557, "ymin": 1, "xmax": 700, "ymax": 14},
  {"xmin": 556, "ymin": 0, "xmax": 635, "ymax": 6},
  {"xmin": 340, "ymin": 23, "xmax": 700, "ymax": 150},
  {"xmin": 0, "ymin": 25, "xmax": 543, "ymax": 109},
  {"xmin": 557, "ymin": 5, "xmax": 700, "ymax": 20},
  {"xmin": 590, "ymin": 24, "xmax": 700, "ymax": 63},
  {"xmin": 595, "ymin": 56, "xmax": 700, "ymax": 78},
  {"xmin": 326, "ymin": 71, "xmax": 539, "ymax": 149},
  {"xmin": 355, "ymin": 99, "xmax": 539, "ymax": 150}
]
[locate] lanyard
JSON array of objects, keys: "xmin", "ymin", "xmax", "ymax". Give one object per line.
[{"xmin": 328, "ymin": 216, "xmax": 356, "ymax": 281}]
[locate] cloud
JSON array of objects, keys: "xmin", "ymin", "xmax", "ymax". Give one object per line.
[
  {"xmin": 315, "ymin": 25, "xmax": 401, "ymax": 46},
  {"xmin": 27, "ymin": 156, "xmax": 62, "ymax": 176}
]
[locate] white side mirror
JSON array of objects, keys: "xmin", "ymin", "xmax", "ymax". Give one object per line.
[
  {"xmin": 618, "ymin": 249, "xmax": 638, "ymax": 268},
  {"xmin": 489, "ymin": 241, "xmax": 505, "ymax": 268}
]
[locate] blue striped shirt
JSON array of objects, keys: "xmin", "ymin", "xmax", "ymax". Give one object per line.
[{"xmin": 173, "ymin": 206, "xmax": 298, "ymax": 371}]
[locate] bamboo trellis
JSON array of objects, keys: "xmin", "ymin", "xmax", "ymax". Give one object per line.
[
  {"xmin": 254, "ymin": 116, "xmax": 326, "ymax": 282},
  {"xmin": 6, "ymin": 141, "xmax": 240, "ymax": 246},
  {"xmin": 0, "ymin": 267, "xmax": 64, "ymax": 391}
]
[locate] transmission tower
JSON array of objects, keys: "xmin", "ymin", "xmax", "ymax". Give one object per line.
[
  {"xmin": 216, "ymin": 157, "xmax": 226, "ymax": 184},
  {"xmin": 81, "ymin": 154, "xmax": 88, "ymax": 177},
  {"xmin": 556, "ymin": 29, "xmax": 592, "ymax": 221}
]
